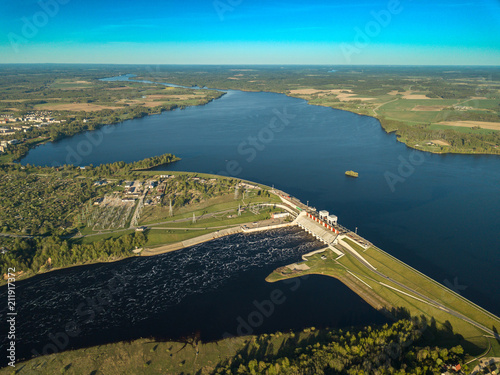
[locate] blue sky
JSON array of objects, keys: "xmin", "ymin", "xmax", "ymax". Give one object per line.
[{"xmin": 0, "ymin": 0, "xmax": 499, "ymax": 64}]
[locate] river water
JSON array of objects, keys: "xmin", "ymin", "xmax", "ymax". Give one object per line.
[
  {"xmin": 1, "ymin": 228, "xmax": 389, "ymax": 363},
  {"xmin": 10, "ymin": 74, "xmax": 500, "ymax": 360}
]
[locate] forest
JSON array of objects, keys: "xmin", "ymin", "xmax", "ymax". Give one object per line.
[
  {"xmin": 212, "ymin": 316, "xmax": 470, "ymax": 374},
  {"xmin": 0, "ymin": 232, "xmax": 146, "ymax": 277}
]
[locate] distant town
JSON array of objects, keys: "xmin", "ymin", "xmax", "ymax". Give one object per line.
[{"xmin": 0, "ymin": 111, "xmax": 63, "ymax": 153}]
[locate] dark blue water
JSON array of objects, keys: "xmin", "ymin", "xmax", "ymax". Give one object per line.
[{"xmin": 22, "ymin": 78, "xmax": 500, "ymax": 317}]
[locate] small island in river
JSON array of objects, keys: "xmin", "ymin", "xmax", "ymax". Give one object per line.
[{"xmin": 345, "ymin": 170, "xmax": 359, "ymax": 178}]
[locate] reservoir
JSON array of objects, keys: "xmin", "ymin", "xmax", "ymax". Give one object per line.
[{"xmin": 13, "ymin": 75, "xmax": 500, "ymax": 359}]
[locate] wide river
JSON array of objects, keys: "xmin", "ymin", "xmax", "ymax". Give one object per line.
[{"xmin": 11, "ymin": 75, "xmax": 500, "ymax": 361}]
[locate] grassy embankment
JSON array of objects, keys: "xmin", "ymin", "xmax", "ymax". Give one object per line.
[{"xmin": 267, "ymin": 238, "xmax": 500, "ymax": 362}]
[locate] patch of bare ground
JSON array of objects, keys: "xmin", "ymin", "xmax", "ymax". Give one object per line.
[
  {"xmin": 430, "ymin": 140, "xmax": 451, "ymax": 146},
  {"xmin": 290, "ymin": 88, "xmax": 353, "ymax": 95},
  {"xmin": 289, "ymin": 88, "xmax": 373, "ymax": 101},
  {"xmin": 36, "ymin": 103, "xmax": 123, "ymax": 111},
  {"xmin": 439, "ymin": 121, "xmax": 500, "ymax": 131},
  {"xmin": 412, "ymin": 105, "xmax": 448, "ymax": 111},
  {"xmin": 402, "ymin": 94, "xmax": 432, "ymax": 99},
  {"xmin": 106, "ymin": 86, "xmax": 133, "ymax": 90},
  {"xmin": 147, "ymin": 94, "xmax": 199, "ymax": 100},
  {"xmin": 338, "ymin": 95, "xmax": 375, "ymax": 102}
]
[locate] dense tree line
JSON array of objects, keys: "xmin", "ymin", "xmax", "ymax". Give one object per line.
[
  {"xmin": 381, "ymin": 118, "xmax": 500, "ymax": 154},
  {"xmin": 0, "ymin": 232, "xmax": 146, "ymax": 276},
  {"xmin": 214, "ymin": 318, "xmax": 468, "ymax": 374},
  {"xmin": 76, "ymin": 153, "xmax": 180, "ymax": 175}
]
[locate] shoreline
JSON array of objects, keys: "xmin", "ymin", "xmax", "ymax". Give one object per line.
[
  {"xmin": 267, "ymin": 270, "xmax": 395, "ymax": 319},
  {"xmin": 141, "ymin": 220, "xmax": 294, "ymax": 256},
  {"xmin": 12, "ymin": 91, "xmax": 225, "ymax": 164},
  {"xmin": 13, "ymin": 76, "xmax": 499, "ymax": 165},
  {"xmin": 0, "ymin": 219, "xmax": 293, "ymax": 285},
  {"xmin": 285, "ymin": 94, "xmax": 500, "ymax": 157}
]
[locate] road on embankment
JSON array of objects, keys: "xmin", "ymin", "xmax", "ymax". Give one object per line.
[{"xmin": 336, "ymin": 242, "xmax": 500, "ymax": 337}]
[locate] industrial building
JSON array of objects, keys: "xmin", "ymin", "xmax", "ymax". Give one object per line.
[{"xmin": 319, "ymin": 210, "xmax": 329, "ymax": 220}]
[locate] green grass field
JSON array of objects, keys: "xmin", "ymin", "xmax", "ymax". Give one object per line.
[
  {"xmin": 145, "ymin": 228, "xmax": 218, "ymax": 247},
  {"xmin": 140, "ymin": 192, "xmax": 280, "ymax": 225}
]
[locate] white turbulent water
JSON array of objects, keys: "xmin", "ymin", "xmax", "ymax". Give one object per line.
[{"xmin": 1, "ymin": 227, "xmax": 324, "ymax": 348}]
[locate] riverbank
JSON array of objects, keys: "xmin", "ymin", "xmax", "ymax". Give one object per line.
[
  {"xmin": 0, "ymin": 217, "xmax": 290, "ymax": 286},
  {"xmin": 286, "ymin": 94, "xmax": 500, "ymax": 156},
  {"xmin": 1, "ymin": 73, "xmax": 225, "ymax": 163},
  {"xmin": 141, "ymin": 219, "xmax": 293, "ymax": 256}
]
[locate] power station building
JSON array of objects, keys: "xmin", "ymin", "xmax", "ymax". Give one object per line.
[
  {"xmin": 327, "ymin": 214, "xmax": 338, "ymax": 225},
  {"xmin": 318, "ymin": 210, "xmax": 338, "ymax": 226},
  {"xmin": 319, "ymin": 210, "xmax": 329, "ymax": 220}
]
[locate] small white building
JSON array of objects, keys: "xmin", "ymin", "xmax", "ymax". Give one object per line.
[
  {"xmin": 319, "ymin": 210, "xmax": 329, "ymax": 220},
  {"xmin": 327, "ymin": 215, "xmax": 338, "ymax": 225}
]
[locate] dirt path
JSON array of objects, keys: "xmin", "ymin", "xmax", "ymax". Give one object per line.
[{"xmin": 372, "ymin": 98, "xmax": 399, "ymax": 116}]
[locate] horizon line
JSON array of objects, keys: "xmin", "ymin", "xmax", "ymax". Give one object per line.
[{"xmin": 1, "ymin": 63, "xmax": 499, "ymax": 68}]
